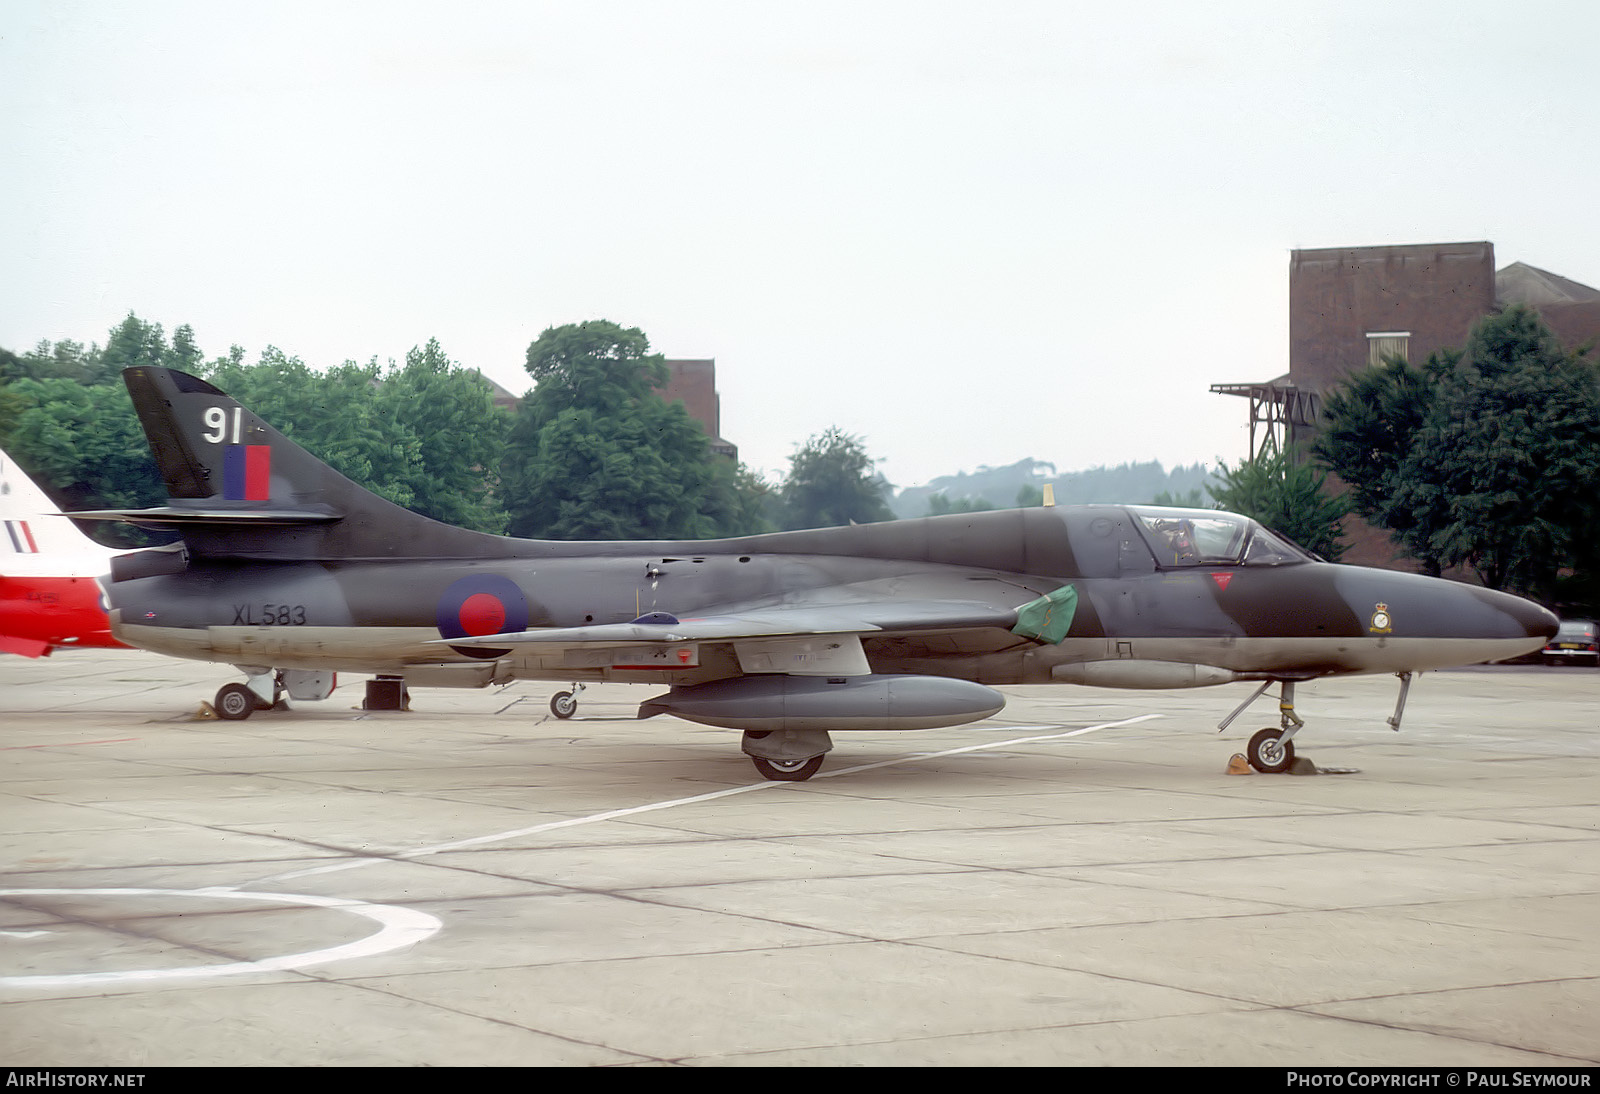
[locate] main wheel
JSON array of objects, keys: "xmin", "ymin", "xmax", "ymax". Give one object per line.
[
  {"xmin": 215, "ymin": 683, "xmax": 258, "ymax": 721},
  {"xmin": 1247, "ymin": 728, "xmax": 1295, "ymax": 774},
  {"xmin": 549, "ymin": 691, "xmax": 577, "ymax": 719},
  {"xmin": 751, "ymin": 754, "xmax": 825, "ymax": 782}
]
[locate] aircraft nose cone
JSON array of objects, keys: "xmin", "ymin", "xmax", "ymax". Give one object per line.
[
  {"xmin": 1465, "ymin": 583, "xmax": 1557, "ymax": 641},
  {"xmin": 1511, "ymin": 594, "xmax": 1559, "ymax": 641}
]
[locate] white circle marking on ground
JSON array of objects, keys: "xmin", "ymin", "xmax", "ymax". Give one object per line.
[{"xmin": 0, "ymin": 886, "xmax": 442, "ymax": 989}]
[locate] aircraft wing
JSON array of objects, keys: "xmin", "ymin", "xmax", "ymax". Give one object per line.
[{"xmin": 433, "ymin": 598, "xmax": 1021, "ymax": 649}]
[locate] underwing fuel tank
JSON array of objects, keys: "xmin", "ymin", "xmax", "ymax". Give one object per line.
[{"xmin": 637, "ymin": 674, "xmax": 1006, "ymax": 733}]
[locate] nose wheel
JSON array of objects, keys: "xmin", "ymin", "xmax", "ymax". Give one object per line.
[
  {"xmin": 1247, "ymin": 727, "xmax": 1296, "ymax": 774},
  {"xmin": 1221, "ymin": 678, "xmax": 1306, "ymax": 773}
]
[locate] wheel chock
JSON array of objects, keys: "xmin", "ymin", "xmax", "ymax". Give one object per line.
[
  {"xmin": 1289, "ymin": 756, "xmax": 1320, "ymax": 775},
  {"xmin": 193, "ymin": 703, "xmax": 218, "ymax": 721},
  {"xmin": 1225, "ymin": 753, "xmax": 1252, "ymax": 775}
]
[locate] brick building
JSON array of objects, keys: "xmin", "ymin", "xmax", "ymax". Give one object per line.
[
  {"xmin": 1215, "ymin": 240, "xmax": 1600, "ymax": 567},
  {"xmin": 659, "ymin": 358, "xmax": 737, "ymax": 460},
  {"xmin": 477, "ymin": 357, "xmax": 737, "ymax": 461}
]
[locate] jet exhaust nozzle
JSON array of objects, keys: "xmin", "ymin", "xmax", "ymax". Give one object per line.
[{"xmin": 109, "ymin": 544, "xmax": 189, "ymax": 583}]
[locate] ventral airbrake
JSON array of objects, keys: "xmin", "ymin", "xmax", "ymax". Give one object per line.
[{"xmin": 74, "ymin": 367, "xmax": 1556, "ymax": 779}]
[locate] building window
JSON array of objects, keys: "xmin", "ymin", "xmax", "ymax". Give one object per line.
[{"xmin": 1366, "ymin": 331, "xmax": 1410, "ymax": 367}]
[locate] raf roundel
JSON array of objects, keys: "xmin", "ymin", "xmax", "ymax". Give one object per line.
[{"xmin": 436, "ymin": 575, "xmax": 530, "ymax": 641}]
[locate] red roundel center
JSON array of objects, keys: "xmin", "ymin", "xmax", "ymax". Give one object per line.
[{"xmin": 457, "ymin": 593, "xmax": 506, "ymax": 636}]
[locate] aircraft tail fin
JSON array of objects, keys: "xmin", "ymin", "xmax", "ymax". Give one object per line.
[
  {"xmin": 1, "ymin": 448, "xmax": 116, "ymax": 561},
  {"xmin": 72, "ymin": 367, "xmax": 515, "ymax": 562}
]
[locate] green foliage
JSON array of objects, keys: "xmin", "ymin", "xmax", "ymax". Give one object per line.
[
  {"xmin": 1398, "ymin": 308, "xmax": 1600, "ymax": 598},
  {"xmin": 926, "ymin": 481, "xmax": 1054, "ymax": 514},
  {"xmin": 1151, "ymin": 486, "xmax": 1208, "ymax": 507},
  {"xmin": 1316, "ymin": 305, "xmax": 1600, "ymax": 600},
  {"xmin": 0, "ymin": 376, "xmax": 166, "ymax": 546},
  {"xmin": 778, "ymin": 427, "xmax": 894, "ymax": 529},
  {"xmin": 204, "ymin": 349, "xmax": 425, "ymax": 512},
  {"xmin": 202, "ymin": 342, "xmax": 513, "ymax": 532},
  {"xmin": 893, "ymin": 458, "xmax": 1213, "ymax": 520},
  {"xmin": 1208, "ymin": 448, "xmax": 1349, "ymax": 561},
  {"xmin": 375, "ymin": 340, "xmax": 511, "ymax": 533},
  {"xmin": 1, "ymin": 314, "xmax": 515, "ymax": 536},
  {"xmin": 699, "ymin": 460, "xmax": 775, "ymax": 539},
  {"xmin": 927, "ymin": 492, "xmax": 996, "ymax": 515},
  {"xmin": 502, "ymin": 321, "xmax": 763, "ymax": 540},
  {"xmin": 1313, "ymin": 349, "xmax": 1456, "ymax": 574}
]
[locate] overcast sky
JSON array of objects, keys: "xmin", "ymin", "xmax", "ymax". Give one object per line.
[{"xmin": 4, "ymin": 1, "xmax": 1598, "ymax": 491}]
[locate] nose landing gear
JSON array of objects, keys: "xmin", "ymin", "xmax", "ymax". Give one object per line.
[{"xmin": 1220, "ymin": 673, "xmax": 1413, "ymax": 773}]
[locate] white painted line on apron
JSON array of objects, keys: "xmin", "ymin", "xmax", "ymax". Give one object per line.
[{"xmin": 252, "ymin": 714, "xmax": 1161, "ymax": 886}]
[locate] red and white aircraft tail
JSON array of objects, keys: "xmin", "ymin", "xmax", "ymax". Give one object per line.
[{"xmin": 1, "ymin": 449, "xmax": 126, "ymax": 656}]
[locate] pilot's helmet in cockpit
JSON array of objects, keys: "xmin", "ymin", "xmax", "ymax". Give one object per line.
[{"xmin": 1168, "ymin": 519, "xmax": 1196, "ymax": 560}]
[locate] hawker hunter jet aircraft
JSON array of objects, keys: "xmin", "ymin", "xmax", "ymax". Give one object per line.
[
  {"xmin": 1, "ymin": 448, "xmax": 126, "ymax": 657},
  {"xmin": 76, "ymin": 366, "xmax": 1556, "ymax": 779}
]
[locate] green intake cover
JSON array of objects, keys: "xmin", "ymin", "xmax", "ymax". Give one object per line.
[{"xmin": 1011, "ymin": 584, "xmax": 1078, "ymax": 645}]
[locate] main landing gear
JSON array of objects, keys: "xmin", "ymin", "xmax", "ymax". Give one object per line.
[
  {"xmin": 1219, "ymin": 673, "xmax": 1413, "ymax": 773},
  {"xmin": 549, "ymin": 683, "xmax": 585, "ymax": 719},
  {"xmin": 741, "ymin": 729, "xmax": 832, "ymax": 782},
  {"xmin": 212, "ymin": 667, "xmax": 340, "ymax": 720},
  {"xmin": 214, "ymin": 682, "xmax": 268, "ymax": 720}
]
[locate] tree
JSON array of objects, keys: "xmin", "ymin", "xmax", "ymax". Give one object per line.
[
  {"xmin": 2, "ymin": 316, "xmax": 517, "ymax": 536},
  {"xmin": 1151, "ymin": 486, "xmax": 1208, "ymax": 508},
  {"xmin": 1208, "ymin": 447, "xmax": 1349, "ymax": 561},
  {"xmin": 927, "ymin": 492, "xmax": 996, "ymax": 516},
  {"xmin": 778, "ymin": 427, "xmax": 894, "ymax": 530},
  {"xmin": 1397, "ymin": 307, "xmax": 1600, "ymax": 597},
  {"xmin": 1314, "ymin": 349, "xmax": 1455, "ymax": 574},
  {"xmin": 697, "ymin": 459, "xmax": 774, "ymax": 538},
  {"xmin": 200, "ymin": 342, "xmax": 515, "ymax": 531},
  {"xmin": 203, "ymin": 348, "xmax": 425, "ymax": 512},
  {"xmin": 0, "ymin": 376, "xmax": 166, "ymax": 545},
  {"xmin": 1317, "ymin": 305, "xmax": 1600, "ymax": 599},
  {"xmin": 101, "ymin": 313, "xmax": 206, "ymax": 384},
  {"xmin": 501, "ymin": 320, "xmax": 753, "ymax": 540},
  {"xmin": 373, "ymin": 339, "xmax": 511, "ymax": 533}
]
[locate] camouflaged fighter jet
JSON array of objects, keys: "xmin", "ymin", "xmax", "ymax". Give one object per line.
[{"xmin": 76, "ymin": 366, "xmax": 1557, "ymax": 780}]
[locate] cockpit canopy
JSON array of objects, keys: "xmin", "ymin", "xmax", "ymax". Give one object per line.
[{"xmin": 1127, "ymin": 506, "xmax": 1314, "ymax": 568}]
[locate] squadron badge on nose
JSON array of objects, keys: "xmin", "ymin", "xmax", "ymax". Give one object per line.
[{"xmin": 1369, "ymin": 603, "xmax": 1392, "ymax": 634}]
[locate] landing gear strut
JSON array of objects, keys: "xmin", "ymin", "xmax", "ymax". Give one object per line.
[
  {"xmin": 1218, "ymin": 678, "xmax": 1306, "ymax": 772},
  {"xmin": 1220, "ymin": 673, "xmax": 1414, "ymax": 773}
]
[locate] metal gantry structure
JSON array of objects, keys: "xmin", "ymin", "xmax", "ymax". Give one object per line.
[{"xmin": 1209, "ymin": 377, "xmax": 1322, "ymax": 462}]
